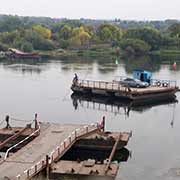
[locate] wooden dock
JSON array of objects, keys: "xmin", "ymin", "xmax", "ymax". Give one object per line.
[
  {"xmin": 71, "ymin": 79, "xmax": 178, "ymax": 102},
  {"xmin": 0, "ymin": 122, "xmax": 99, "ymax": 179}
]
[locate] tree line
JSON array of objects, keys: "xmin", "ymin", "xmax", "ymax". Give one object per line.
[{"xmin": 0, "ymin": 15, "xmax": 180, "ymax": 55}]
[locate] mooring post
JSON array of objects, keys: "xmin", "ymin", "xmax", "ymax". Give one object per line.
[
  {"xmin": 86, "ymin": 126, "xmax": 88, "ymax": 133},
  {"xmin": 46, "ymin": 155, "xmax": 50, "ymax": 179},
  {"xmin": 34, "ymin": 113, "xmax": 38, "ymax": 130},
  {"xmin": 5, "ymin": 115, "xmax": 11, "ymax": 129}
]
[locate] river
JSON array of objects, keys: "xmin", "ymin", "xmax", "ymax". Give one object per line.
[{"xmin": 0, "ymin": 56, "xmax": 180, "ymax": 180}]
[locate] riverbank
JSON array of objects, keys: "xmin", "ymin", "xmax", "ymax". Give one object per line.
[
  {"xmin": 36, "ymin": 47, "xmax": 119, "ymax": 59},
  {"xmin": 150, "ymin": 49, "xmax": 180, "ymax": 58},
  {"xmin": 1, "ymin": 47, "xmax": 180, "ymax": 61}
]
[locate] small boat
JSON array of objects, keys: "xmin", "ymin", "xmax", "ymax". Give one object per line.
[{"xmin": 6, "ymin": 48, "xmax": 40, "ymax": 59}]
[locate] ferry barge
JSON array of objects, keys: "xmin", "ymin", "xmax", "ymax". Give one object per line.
[{"xmin": 71, "ymin": 70, "xmax": 179, "ymax": 102}]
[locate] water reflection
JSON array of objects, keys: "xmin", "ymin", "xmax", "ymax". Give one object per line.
[
  {"xmin": 2, "ymin": 59, "xmax": 49, "ymax": 74},
  {"xmin": 71, "ymin": 93, "xmax": 178, "ymax": 118},
  {"xmin": 97, "ymin": 64, "xmax": 118, "ymax": 74},
  {"xmin": 4, "ymin": 64, "xmax": 44, "ymax": 74},
  {"xmin": 122, "ymin": 55, "xmax": 161, "ymax": 73}
]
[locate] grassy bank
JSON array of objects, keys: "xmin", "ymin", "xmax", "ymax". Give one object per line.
[
  {"xmin": 37, "ymin": 47, "xmax": 119, "ymax": 59},
  {"xmin": 150, "ymin": 49, "xmax": 180, "ymax": 56},
  {"xmin": 148, "ymin": 49, "xmax": 180, "ymax": 61}
]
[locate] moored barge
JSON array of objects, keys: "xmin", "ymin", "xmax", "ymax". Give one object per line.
[{"xmin": 71, "ymin": 76, "xmax": 179, "ymax": 102}]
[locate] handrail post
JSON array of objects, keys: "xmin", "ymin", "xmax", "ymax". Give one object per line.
[
  {"xmin": 35, "ymin": 165, "xmax": 37, "ymax": 173},
  {"xmin": 42, "ymin": 160, "xmax": 44, "ymax": 167},
  {"xmin": 51, "ymin": 154, "xmax": 53, "ymax": 162},
  {"xmin": 75, "ymin": 130, "xmax": 77, "ymax": 139},
  {"xmin": 46, "ymin": 155, "xmax": 50, "ymax": 179},
  {"xmin": 87, "ymin": 80, "xmax": 89, "ymax": 87}
]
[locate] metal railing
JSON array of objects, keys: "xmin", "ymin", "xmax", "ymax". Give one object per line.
[
  {"xmin": 150, "ymin": 79, "xmax": 177, "ymax": 88},
  {"xmin": 4, "ymin": 123, "xmax": 40, "ymax": 160},
  {"xmin": 15, "ymin": 123, "xmax": 99, "ymax": 179},
  {"xmin": 75, "ymin": 78, "xmax": 178, "ymax": 90},
  {"xmin": 75, "ymin": 79, "xmax": 125, "ymax": 91}
]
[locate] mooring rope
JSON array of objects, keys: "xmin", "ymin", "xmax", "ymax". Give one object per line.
[
  {"xmin": 10, "ymin": 117, "xmax": 33, "ymax": 123},
  {"xmin": 62, "ymin": 88, "xmax": 72, "ymax": 102}
]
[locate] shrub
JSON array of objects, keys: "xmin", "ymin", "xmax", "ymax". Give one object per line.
[{"xmin": 21, "ymin": 42, "xmax": 34, "ymax": 52}]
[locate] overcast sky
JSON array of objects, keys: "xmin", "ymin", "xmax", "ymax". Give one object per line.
[{"xmin": 0, "ymin": 0, "xmax": 180, "ymax": 20}]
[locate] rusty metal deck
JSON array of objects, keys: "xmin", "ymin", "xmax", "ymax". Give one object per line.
[
  {"xmin": 82, "ymin": 131, "xmax": 130, "ymax": 142},
  {"xmin": 0, "ymin": 127, "xmax": 35, "ymax": 137},
  {"xmin": 50, "ymin": 160, "xmax": 119, "ymax": 177}
]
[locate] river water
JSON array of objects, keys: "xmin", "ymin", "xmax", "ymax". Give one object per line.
[{"xmin": 0, "ymin": 56, "xmax": 180, "ymax": 180}]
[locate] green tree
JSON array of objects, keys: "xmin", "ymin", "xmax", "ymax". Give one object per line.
[
  {"xmin": 32, "ymin": 25, "xmax": 52, "ymax": 39},
  {"xmin": 24, "ymin": 30, "xmax": 55, "ymax": 50},
  {"xmin": 59, "ymin": 25, "xmax": 72, "ymax": 40},
  {"xmin": 39, "ymin": 39, "xmax": 55, "ymax": 50},
  {"xmin": 124, "ymin": 27, "xmax": 161, "ymax": 50},
  {"xmin": 99, "ymin": 27, "xmax": 112, "ymax": 42},
  {"xmin": 0, "ymin": 15, "xmax": 22, "ymax": 32},
  {"xmin": 98, "ymin": 24, "xmax": 123, "ymax": 43},
  {"xmin": 0, "ymin": 43, "xmax": 8, "ymax": 51},
  {"xmin": 168, "ymin": 23, "xmax": 180, "ymax": 38},
  {"xmin": 21, "ymin": 42, "xmax": 34, "ymax": 52},
  {"xmin": 70, "ymin": 26, "xmax": 91, "ymax": 47},
  {"xmin": 0, "ymin": 31, "xmax": 19, "ymax": 45},
  {"xmin": 119, "ymin": 38, "xmax": 151, "ymax": 55}
]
